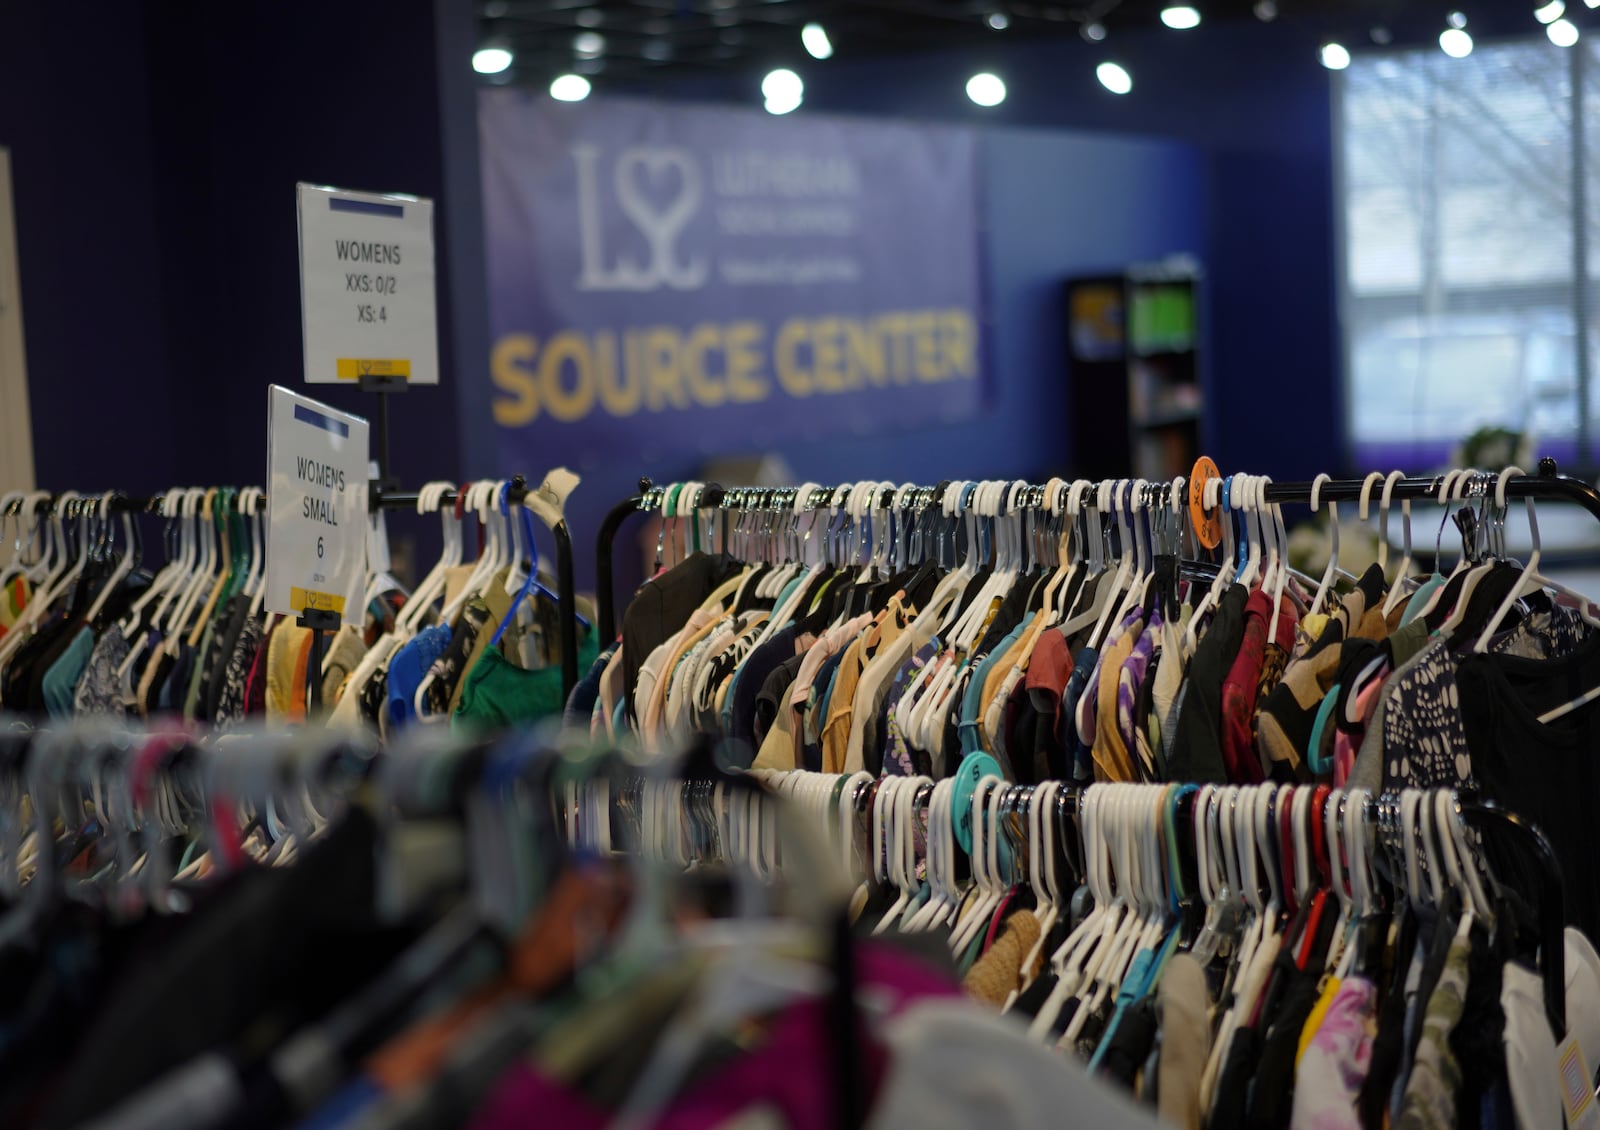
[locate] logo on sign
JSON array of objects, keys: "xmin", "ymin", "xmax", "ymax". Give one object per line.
[{"xmin": 574, "ymin": 144, "xmax": 708, "ymax": 292}]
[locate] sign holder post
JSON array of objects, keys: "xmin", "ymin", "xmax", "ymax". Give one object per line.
[
  {"xmin": 299, "ymin": 607, "xmax": 342, "ymax": 712},
  {"xmin": 359, "ymin": 371, "xmax": 405, "ymax": 500}
]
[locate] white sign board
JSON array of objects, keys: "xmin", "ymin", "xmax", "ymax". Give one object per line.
[
  {"xmin": 265, "ymin": 385, "xmax": 370, "ymax": 626},
  {"xmin": 297, "ymin": 183, "xmax": 438, "ymax": 385}
]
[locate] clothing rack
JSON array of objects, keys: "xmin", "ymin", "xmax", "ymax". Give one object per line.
[
  {"xmin": 610, "ymin": 768, "xmax": 1571, "ymax": 1040},
  {"xmin": 594, "ymin": 461, "xmax": 1600, "ymax": 645},
  {"xmin": 3, "ymin": 477, "xmax": 581, "ymax": 713},
  {"xmin": 373, "ymin": 476, "xmax": 580, "ymax": 701}
]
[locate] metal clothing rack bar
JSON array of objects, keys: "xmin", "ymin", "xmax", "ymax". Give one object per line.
[
  {"xmin": 596, "ymin": 461, "xmax": 1600, "ymax": 636},
  {"xmin": 375, "ymin": 478, "xmax": 580, "ymax": 701},
  {"xmin": 1259, "ymin": 458, "xmax": 1600, "ymax": 524}
]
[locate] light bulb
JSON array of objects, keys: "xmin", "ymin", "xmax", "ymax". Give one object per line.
[
  {"xmin": 1160, "ymin": 5, "xmax": 1201, "ymax": 29},
  {"xmin": 1549, "ymin": 17, "xmax": 1580, "ymax": 44},
  {"xmin": 762, "ymin": 68, "xmax": 802, "ymax": 113},
  {"xmin": 1320, "ymin": 42, "xmax": 1351, "ymax": 70},
  {"xmin": 1439, "ymin": 27, "xmax": 1473, "ymax": 56},
  {"xmin": 966, "ymin": 72, "xmax": 1006, "ymax": 106},
  {"xmin": 574, "ymin": 31, "xmax": 605, "ymax": 58},
  {"xmin": 550, "ymin": 74, "xmax": 591, "ymax": 101},
  {"xmin": 1097, "ymin": 61, "xmax": 1133, "ymax": 94},
  {"xmin": 473, "ymin": 46, "xmax": 513, "ymax": 74},
  {"xmin": 762, "ymin": 68, "xmax": 802, "ymax": 101},
  {"xmin": 801, "ymin": 22, "xmax": 833, "ymax": 59},
  {"xmin": 1535, "ymin": 0, "xmax": 1565, "ymax": 22},
  {"xmin": 1447, "ymin": 10, "xmax": 1467, "ymax": 28},
  {"xmin": 987, "ymin": 12, "xmax": 1010, "ymax": 30},
  {"xmin": 1081, "ymin": 21, "xmax": 1107, "ymax": 42},
  {"xmin": 1253, "ymin": 0, "xmax": 1277, "ymax": 20}
]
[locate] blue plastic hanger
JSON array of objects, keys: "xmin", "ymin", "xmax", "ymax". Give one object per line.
[{"xmin": 488, "ymin": 488, "xmax": 589, "ymax": 650}]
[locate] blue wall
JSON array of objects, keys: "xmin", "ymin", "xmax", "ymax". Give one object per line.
[
  {"xmin": 0, "ymin": 0, "xmax": 482, "ymax": 500},
  {"xmin": 632, "ymin": 18, "xmax": 1342, "ymax": 483},
  {"xmin": 0, "ymin": 3, "xmax": 181, "ymax": 492},
  {"xmin": 1, "ymin": 3, "xmax": 1336, "ymax": 593}
]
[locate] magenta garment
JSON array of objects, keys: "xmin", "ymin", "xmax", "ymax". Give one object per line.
[{"xmin": 468, "ymin": 944, "xmax": 960, "ymax": 1130}]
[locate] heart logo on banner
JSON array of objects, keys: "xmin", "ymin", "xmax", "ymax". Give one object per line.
[{"xmin": 614, "ymin": 147, "xmax": 708, "ymax": 290}]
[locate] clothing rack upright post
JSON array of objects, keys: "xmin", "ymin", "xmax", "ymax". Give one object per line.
[{"xmin": 595, "ymin": 478, "xmax": 653, "ymax": 645}]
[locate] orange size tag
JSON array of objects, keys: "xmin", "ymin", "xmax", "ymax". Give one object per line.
[{"xmin": 1189, "ymin": 456, "xmax": 1223, "ymax": 550}]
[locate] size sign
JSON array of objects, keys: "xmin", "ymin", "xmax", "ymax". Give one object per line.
[
  {"xmin": 296, "ymin": 183, "xmax": 439, "ymax": 385},
  {"xmin": 265, "ymin": 385, "xmax": 370, "ymax": 626}
]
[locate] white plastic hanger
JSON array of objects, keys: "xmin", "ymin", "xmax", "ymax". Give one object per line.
[
  {"xmin": 82, "ymin": 493, "xmax": 137, "ymax": 627},
  {"xmin": 1185, "ymin": 475, "xmax": 1238, "ymax": 656},
  {"xmin": 1005, "ymin": 780, "xmax": 1062, "ymax": 1009},
  {"xmin": 1477, "ymin": 465, "xmax": 1600, "ymax": 655},
  {"xmin": 1309, "ymin": 474, "xmax": 1338, "ymax": 619},
  {"xmin": 1234, "ymin": 475, "xmax": 1264, "ymax": 591},
  {"xmin": 1434, "ymin": 472, "xmax": 1506, "ymax": 640},
  {"xmin": 1379, "ymin": 471, "xmax": 1417, "ymax": 617},
  {"xmin": 0, "ymin": 492, "xmax": 33, "ymax": 588},
  {"xmin": 1032, "ymin": 785, "xmax": 1119, "ymax": 1042},
  {"xmin": 392, "ymin": 482, "xmax": 460, "ymax": 636},
  {"xmin": 145, "ymin": 488, "xmax": 201, "ymax": 637},
  {"xmin": 1410, "ymin": 469, "xmax": 1476, "ymax": 623}
]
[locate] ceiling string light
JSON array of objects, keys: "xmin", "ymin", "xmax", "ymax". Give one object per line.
[
  {"xmin": 1097, "ymin": 61, "xmax": 1133, "ymax": 94},
  {"xmin": 1535, "ymin": 0, "xmax": 1566, "ymax": 23},
  {"xmin": 966, "ymin": 72, "xmax": 1006, "ymax": 106},
  {"xmin": 550, "ymin": 73, "xmax": 591, "ymax": 101},
  {"xmin": 987, "ymin": 12, "xmax": 1010, "ymax": 30},
  {"xmin": 1159, "ymin": 4, "xmax": 1201, "ymax": 30},
  {"xmin": 801, "ymin": 22, "xmax": 833, "ymax": 59},
  {"xmin": 473, "ymin": 46, "xmax": 513, "ymax": 74},
  {"xmin": 1439, "ymin": 12, "xmax": 1473, "ymax": 57},
  {"xmin": 1320, "ymin": 42, "xmax": 1351, "ymax": 70},
  {"xmin": 762, "ymin": 68, "xmax": 803, "ymax": 114},
  {"xmin": 1549, "ymin": 17, "xmax": 1581, "ymax": 45}
]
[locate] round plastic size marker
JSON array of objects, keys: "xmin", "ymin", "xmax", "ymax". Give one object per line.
[
  {"xmin": 1189, "ymin": 456, "xmax": 1223, "ymax": 550},
  {"xmin": 952, "ymin": 751, "xmax": 1004, "ymax": 853}
]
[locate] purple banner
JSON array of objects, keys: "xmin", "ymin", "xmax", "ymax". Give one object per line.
[{"xmin": 480, "ymin": 91, "xmax": 986, "ymax": 469}]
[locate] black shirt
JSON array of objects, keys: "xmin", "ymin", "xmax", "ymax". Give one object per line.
[
  {"xmin": 621, "ymin": 553, "xmax": 743, "ymax": 723},
  {"xmin": 1169, "ymin": 584, "xmax": 1249, "ymax": 784},
  {"xmin": 1457, "ymin": 627, "xmax": 1600, "ymax": 942}
]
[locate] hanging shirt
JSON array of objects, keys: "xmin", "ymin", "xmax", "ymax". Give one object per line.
[
  {"xmin": 73, "ymin": 623, "xmax": 130, "ymax": 718},
  {"xmin": 386, "ymin": 625, "xmax": 452, "ymax": 730},
  {"xmin": 1396, "ymin": 926, "xmax": 1472, "ymax": 1130},
  {"xmin": 41, "ymin": 625, "xmax": 94, "ymax": 720},
  {"xmin": 1169, "ymin": 584, "xmax": 1248, "ymax": 784},
  {"xmin": 1455, "ymin": 629, "xmax": 1600, "ymax": 941},
  {"xmin": 620, "ymin": 551, "xmax": 742, "ymax": 723},
  {"xmin": 1291, "ymin": 977, "xmax": 1378, "ymax": 1130},
  {"xmin": 1117, "ymin": 606, "xmax": 1162, "ymax": 780},
  {"xmin": 0, "ymin": 575, "xmax": 30, "ymax": 640}
]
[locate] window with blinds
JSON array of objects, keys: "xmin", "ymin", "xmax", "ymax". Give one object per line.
[{"xmin": 1340, "ymin": 39, "xmax": 1593, "ymax": 472}]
